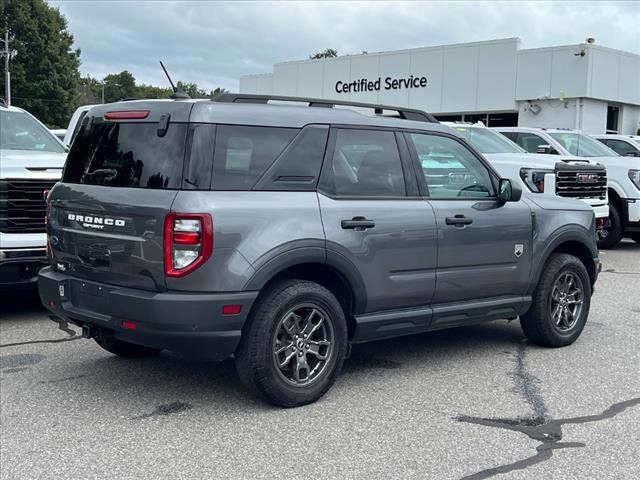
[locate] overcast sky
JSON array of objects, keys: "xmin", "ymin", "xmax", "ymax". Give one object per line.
[{"xmin": 51, "ymin": 1, "xmax": 640, "ymax": 92}]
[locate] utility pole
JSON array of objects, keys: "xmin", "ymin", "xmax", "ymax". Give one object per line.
[{"xmin": 2, "ymin": 28, "xmax": 11, "ymax": 105}]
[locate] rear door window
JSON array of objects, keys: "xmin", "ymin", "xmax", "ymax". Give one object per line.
[
  {"xmin": 322, "ymin": 129, "xmax": 406, "ymax": 197},
  {"xmin": 63, "ymin": 121, "xmax": 188, "ymax": 189},
  {"xmin": 211, "ymin": 126, "xmax": 298, "ymax": 190},
  {"xmin": 515, "ymin": 133, "xmax": 548, "ymax": 153}
]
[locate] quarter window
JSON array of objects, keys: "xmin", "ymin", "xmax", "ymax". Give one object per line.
[
  {"xmin": 408, "ymin": 133, "xmax": 494, "ymax": 198},
  {"xmin": 327, "ymin": 129, "xmax": 406, "ymax": 197},
  {"xmin": 212, "ymin": 125, "xmax": 298, "ymax": 190}
]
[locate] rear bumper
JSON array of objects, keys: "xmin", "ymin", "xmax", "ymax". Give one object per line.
[
  {"xmin": 0, "ymin": 248, "xmax": 48, "ymax": 290},
  {"xmin": 38, "ymin": 267, "xmax": 258, "ymax": 361}
]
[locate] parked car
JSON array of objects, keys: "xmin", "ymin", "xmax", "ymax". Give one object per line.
[
  {"xmin": 49, "ymin": 128, "xmax": 67, "ymax": 143},
  {"xmin": 0, "ymin": 101, "xmax": 66, "ymax": 290},
  {"xmin": 443, "ymin": 122, "xmax": 609, "ymax": 225},
  {"xmin": 63, "ymin": 104, "xmax": 102, "ymax": 147},
  {"xmin": 593, "ymin": 134, "xmax": 640, "ymax": 158},
  {"xmin": 496, "ymin": 127, "xmax": 640, "ymax": 248},
  {"xmin": 40, "ymin": 95, "xmax": 600, "ymax": 406}
]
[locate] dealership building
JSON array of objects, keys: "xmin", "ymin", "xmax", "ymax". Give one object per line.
[{"xmin": 240, "ymin": 38, "xmax": 640, "ymax": 134}]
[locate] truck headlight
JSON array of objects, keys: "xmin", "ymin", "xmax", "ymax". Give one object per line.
[
  {"xmin": 629, "ymin": 170, "xmax": 640, "ymax": 190},
  {"xmin": 520, "ymin": 168, "xmax": 554, "ymax": 193}
]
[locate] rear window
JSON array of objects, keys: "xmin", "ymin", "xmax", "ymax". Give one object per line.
[
  {"xmin": 63, "ymin": 122, "xmax": 188, "ymax": 189},
  {"xmin": 211, "ymin": 125, "xmax": 298, "ymax": 190}
]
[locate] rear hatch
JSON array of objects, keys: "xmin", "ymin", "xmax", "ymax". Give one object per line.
[{"xmin": 47, "ymin": 101, "xmax": 193, "ymax": 291}]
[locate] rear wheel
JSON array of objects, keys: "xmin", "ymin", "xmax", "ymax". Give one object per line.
[
  {"xmin": 94, "ymin": 337, "xmax": 162, "ymax": 358},
  {"xmin": 520, "ymin": 253, "xmax": 591, "ymax": 347},
  {"xmin": 597, "ymin": 202, "xmax": 623, "ymax": 249},
  {"xmin": 235, "ymin": 279, "xmax": 348, "ymax": 407}
]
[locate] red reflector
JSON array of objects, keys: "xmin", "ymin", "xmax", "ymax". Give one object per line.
[
  {"xmin": 121, "ymin": 320, "xmax": 138, "ymax": 331},
  {"xmin": 104, "ymin": 110, "xmax": 150, "ymax": 120},
  {"xmin": 173, "ymin": 231, "xmax": 199, "ymax": 245},
  {"xmin": 222, "ymin": 305, "xmax": 242, "ymax": 315}
]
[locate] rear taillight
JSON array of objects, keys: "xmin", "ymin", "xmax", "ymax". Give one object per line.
[{"xmin": 164, "ymin": 213, "xmax": 213, "ymax": 278}]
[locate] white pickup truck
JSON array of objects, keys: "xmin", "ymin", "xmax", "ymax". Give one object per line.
[
  {"xmin": 497, "ymin": 127, "xmax": 640, "ymax": 248},
  {"xmin": 0, "ymin": 102, "xmax": 66, "ymax": 290},
  {"xmin": 444, "ymin": 122, "xmax": 609, "ymax": 226}
]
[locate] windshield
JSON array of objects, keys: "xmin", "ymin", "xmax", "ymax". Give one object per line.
[
  {"xmin": 452, "ymin": 126, "xmax": 525, "ymax": 154},
  {"xmin": 0, "ymin": 109, "xmax": 66, "ymax": 153},
  {"xmin": 549, "ymin": 132, "xmax": 618, "ymax": 157}
]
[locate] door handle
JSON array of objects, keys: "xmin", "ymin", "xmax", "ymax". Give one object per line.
[
  {"xmin": 341, "ymin": 216, "xmax": 375, "ymax": 230},
  {"xmin": 445, "ymin": 215, "xmax": 473, "ymax": 226}
]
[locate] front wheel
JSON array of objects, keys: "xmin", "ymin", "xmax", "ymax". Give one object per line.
[
  {"xmin": 235, "ymin": 280, "xmax": 348, "ymax": 407},
  {"xmin": 520, "ymin": 253, "xmax": 591, "ymax": 347}
]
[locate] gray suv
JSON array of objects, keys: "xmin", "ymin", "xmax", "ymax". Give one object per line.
[{"xmin": 39, "ymin": 95, "xmax": 600, "ymax": 407}]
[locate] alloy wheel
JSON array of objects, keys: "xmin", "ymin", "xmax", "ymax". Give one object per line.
[
  {"xmin": 549, "ymin": 271, "xmax": 584, "ymax": 331},
  {"xmin": 272, "ymin": 304, "xmax": 334, "ymax": 386}
]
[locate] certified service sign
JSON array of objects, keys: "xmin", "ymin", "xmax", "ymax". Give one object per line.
[{"xmin": 335, "ymin": 75, "xmax": 428, "ymax": 94}]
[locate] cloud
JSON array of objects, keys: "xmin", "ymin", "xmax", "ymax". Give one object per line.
[{"xmin": 51, "ymin": 0, "xmax": 640, "ymax": 92}]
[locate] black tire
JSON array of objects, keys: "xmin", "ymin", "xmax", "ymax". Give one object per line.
[
  {"xmin": 631, "ymin": 233, "xmax": 640, "ymax": 245},
  {"xmin": 597, "ymin": 202, "xmax": 623, "ymax": 249},
  {"xmin": 235, "ymin": 279, "xmax": 348, "ymax": 407},
  {"xmin": 520, "ymin": 253, "xmax": 591, "ymax": 348},
  {"xmin": 94, "ymin": 337, "xmax": 162, "ymax": 358}
]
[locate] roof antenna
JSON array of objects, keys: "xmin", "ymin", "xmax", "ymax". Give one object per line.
[{"xmin": 159, "ymin": 61, "xmax": 191, "ymax": 99}]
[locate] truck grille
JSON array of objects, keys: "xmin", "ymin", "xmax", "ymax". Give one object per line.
[
  {"xmin": 554, "ymin": 165, "xmax": 607, "ymax": 200},
  {"xmin": 0, "ymin": 179, "xmax": 57, "ymax": 233}
]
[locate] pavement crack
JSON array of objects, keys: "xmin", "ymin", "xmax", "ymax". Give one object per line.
[
  {"xmin": 457, "ymin": 398, "xmax": 640, "ymax": 479},
  {"xmin": 600, "ymin": 268, "xmax": 639, "ymax": 276},
  {"xmin": 511, "ymin": 341, "xmax": 548, "ymax": 420},
  {"xmin": 457, "ymin": 342, "xmax": 640, "ymax": 479},
  {"xmin": 132, "ymin": 401, "xmax": 194, "ymax": 420}
]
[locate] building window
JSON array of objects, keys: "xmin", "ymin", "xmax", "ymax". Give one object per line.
[
  {"xmin": 435, "ymin": 114, "xmax": 463, "ymax": 122},
  {"xmin": 606, "ymin": 105, "xmax": 620, "ymax": 133},
  {"xmin": 487, "ymin": 112, "xmax": 518, "ymax": 127}
]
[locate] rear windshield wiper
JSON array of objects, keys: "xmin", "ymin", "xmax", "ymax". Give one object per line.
[{"xmin": 83, "ymin": 168, "xmax": 117, "ymax": 180}]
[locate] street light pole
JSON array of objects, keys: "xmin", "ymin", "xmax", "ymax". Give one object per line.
[{"xmin": 2, "ymin": 29, "xmax": 10, "ymax": 105}]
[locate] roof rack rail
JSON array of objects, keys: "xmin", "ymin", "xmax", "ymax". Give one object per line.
[{"xmin": 211, "ymin": 93, "xmax": 437, "ymax": 123}]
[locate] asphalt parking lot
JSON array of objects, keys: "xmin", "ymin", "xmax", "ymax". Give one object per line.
[{"xmin": 1, "ymin": 241, "xmax": 638, "ymax": 480}]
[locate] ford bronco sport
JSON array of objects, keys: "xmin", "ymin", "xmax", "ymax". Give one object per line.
[{"xmin": 40, "ymin": 95, "xmax": 600, "ymax": 407}]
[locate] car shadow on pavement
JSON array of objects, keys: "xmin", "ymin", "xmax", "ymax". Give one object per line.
[{"xmin": 49, "ymin": 320, "xmax": 528, "ymax": 411}]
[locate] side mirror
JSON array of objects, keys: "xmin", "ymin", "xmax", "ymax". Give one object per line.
[
  {"xmin": 536, "ymin": 144, "xmax": 558, "ymax": 155},
  {"xmin": 498, "ymin": 178, "xmax": 522, "ymax": 202}
]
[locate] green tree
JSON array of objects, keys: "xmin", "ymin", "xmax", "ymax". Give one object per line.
[
  {"xmin": 102, "ymin": 70, "xmax": 137, "ymax": 103},
  {"xmin": 0, "ymin": 0, "xmax": 81, "ymax": 127},
  {"xmin": 309, "ymin": 48, "xmax": 338, "ymax": 59},
  {"xmin": 211, "ymin": 87, "xmax": 229, "ymax": 97},
  {"xmin": 135, "ymin": 83, "xmax": 172, "ymax": 100}
]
